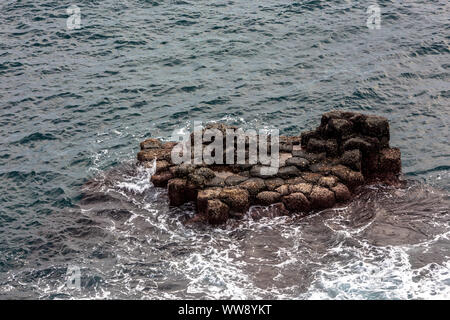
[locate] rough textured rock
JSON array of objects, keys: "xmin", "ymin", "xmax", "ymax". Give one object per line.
[
  {"xmin": 361, "ymin": 115, "xmax": 389, "ymax": 138},
  {"xmin": 332, "ymin": 183, "xmax": 352, "ymax": 202},
  {"xmin": 300, "ymin": 130, "xmax": 320, "ymax": 149},
  {"xmin": 306, "ymin": 138, "xmax": 327, "ymax": 153},
  {"xmin": 307, "ymin": 138, "xmax": 338, "ymax": 157},
  {"xmin": 151, "ymin": 170, "xmax": 173, "ymax": 187},
  {"xmin": 289, "ymin": 183, "xmax": 313, "ymax": 195},
  {"xmin": 138, "ymin": 110, "xmax": 402, "ymax": 225},
  {"xmin": 301, "ymin": 172, "xmax": 323, "ymax": 183},
  {"xmin": 282, "ymin": 193, "xmax": 311, "ymax": 212},
  {"xmin": 250, "ymin": 165, "xmax": 276, "ymax": 178},
  {"xmin": 378, "ymin": 148, "xmax": 401, "ymax": 175},
  {"xmin": 205, "ymin": 199, "xmax": 229, "ymax": 225},
  {"xmin": 280, "ymin": 135, "xmax": 301, "ymax": 145},
  {"xmin": 365, "ymin": 152, "xmax": 380, "ymax": 175},
  {"xmin": 318, "ymin": 176, "xmax": 338, "ymax": 188},
  {"xmin": 185, "ymin": 167, "xmax": 217, "ymax": 188},
  {"xmin": 264, "ymin": 177, "xmax": 285, "ymax": 191},
  {"xmin": 219, "ymin": 187, "xmax": 250, "ymax": 214},
  {"xmin": 187, "ymin": 173, "xmax": 206, "ymax": 187},
  {"xmin": 185, "ymin": 181, "xmax": 198, "ymax": 202},
  {"xmin": 340, "ymin": 149, "xmax": 362, "ymax": 171},
  {"xmin": 162, "ymin": 142, "xmax": 178, "ymax": 149},
  {"xmin": 331, "ymin": 165, "xmax": 364, "ymax": 189},
  {"xmin": 343, "ymin": 137, "xmax": 377, "ymax": 153},
  {"xmin": 285, "ymin": 157, "xmax": 310, "ymax": 170},
  {"xmin": 277, "ymin": 166, "xmax": 300, "ymax": 179},
  {"xmin": 195, "ymin": 167, "xmax": 216, "ymax": 180},
  {"xmin": 275, "ymin": 184, "xmax": 290, "ymax": 196},
  {"xmin": 292, "ymin": 149, "xmax": 326, "ymax": 162},
  {"xmin": 137, "ymin": 148, "xmax": 171, "ymax": 162},
  {"xmin": 309, "ymin": 163, "xmax": 332, "ymax": 174},
  {"xmin": 279, "ymin": 143, "xmax": 293, "ymax": 152},
  {"xmin": 309, "ymin": 186, "xmax": 336, "ymax": 209},
  {"xmin": 239, "ymin": 178, "xmax": 266, "ymax": 196},
  {"xmin": 285, "ymin": 177, "xmax": 306, "ymax": 185},
  {"xmin": 140, "ymin": 138, "xmax": 163, "ymax": 150},
  {"xmin": 326, "ymin": 118, "xmax": 353, "ymax": 137},
  {"xmin": 168, "ymin": 178, "xmax": 187, "ymax": 206},
  {"xmin": 225, "ymin": 175, "xmax": 248, "ymax": 186},
  {"xmin": 155, "ymin": 160, "xmax": 171, "ymax": 173},
  {"xmin": 256, "ymin": 191, "xmax": 282, "ymax": 205},
  {"xmin": 205, "ymin": 176, "xmax": 225, "ymax": 187},
  {"xmin": 175, "ymin": 163, "xmax": 196, "ymax": 177},
  {"xmin": 197, "ymin": 188, "xmax": 222, "ymax": 214}
]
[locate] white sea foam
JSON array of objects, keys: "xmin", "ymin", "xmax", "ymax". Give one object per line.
[{"xmin": 305, "ymin": 243, "xmax": 450, "ymax": 300}]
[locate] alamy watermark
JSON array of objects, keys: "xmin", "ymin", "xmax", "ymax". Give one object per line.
[
  {"xmin": 66, "ymin": 265, "xmax": 81, "ymax": 290},
  {"xmin": 66, "ymin": 5, "xmax": 81, "ymax": 30},
  {"xmin": 65, "ymin": 3, "xmax": 381, "ymax": 31},
  {"xmin": 367, "ymin": 4, "xmax": 381, "ymax": 30}
]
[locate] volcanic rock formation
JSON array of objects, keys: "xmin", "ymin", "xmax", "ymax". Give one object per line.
[{"xmin": 137, "ymin": 111, "xmax": 401, "ymax": 225}]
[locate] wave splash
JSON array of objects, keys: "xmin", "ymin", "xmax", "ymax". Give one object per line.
[{"xmin": 49, "ymin": 162, "xmax": 448, "ymax": 299}]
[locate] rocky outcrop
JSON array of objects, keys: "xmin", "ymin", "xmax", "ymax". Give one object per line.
[{"xmin": 137, "ymin": 111, "xmax": 402, "ymax": 225}]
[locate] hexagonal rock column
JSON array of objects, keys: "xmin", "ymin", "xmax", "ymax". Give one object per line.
[{"xmin": 137, "ymin": 110, "xmax": 402, "ymax": 225}]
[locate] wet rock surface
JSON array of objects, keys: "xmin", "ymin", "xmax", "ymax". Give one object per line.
[{"xmin": 137, "ymin": 111, "xmax": 402, "ymax": 225}]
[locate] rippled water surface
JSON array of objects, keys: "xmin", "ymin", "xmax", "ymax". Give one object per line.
[{"xmin": 0, "ymin": 0, "xmax": 449, "ymax": 299}]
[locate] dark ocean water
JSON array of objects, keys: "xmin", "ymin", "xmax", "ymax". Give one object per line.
[{"xmin": 0, "ymin": 0, "xmax": 449, "ymax": 299}]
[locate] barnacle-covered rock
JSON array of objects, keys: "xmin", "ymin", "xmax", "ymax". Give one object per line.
[{"xmin": 138, "ymin": 110, "xmax": 402, "ymax": 225}]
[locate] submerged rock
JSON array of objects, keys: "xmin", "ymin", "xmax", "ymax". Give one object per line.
[
  {"xmin": 138, "ymin": 110, "xmax": 402, "ymax": 225},
  {"xmin": 249, "ymin": 202, "xmax": 289, "ymax": 220}
]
